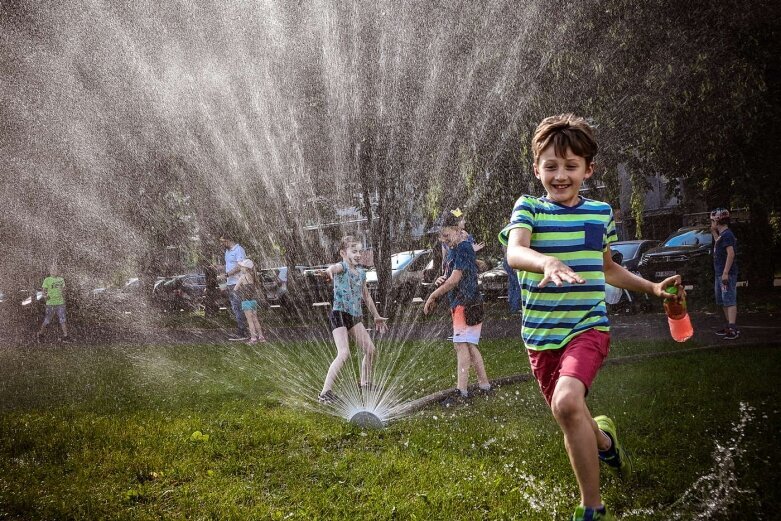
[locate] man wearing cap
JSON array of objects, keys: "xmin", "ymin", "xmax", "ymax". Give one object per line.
[
  {"xmin": 710, "ymin": 208, "xmax": 740, "ymax": 339},
  {"xmin": 218, "ymin": 234, "xmax": 250, "ymax": 341}
]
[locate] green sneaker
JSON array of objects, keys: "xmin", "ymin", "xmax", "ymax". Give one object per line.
[
  {"xmin": 571, "ymin": 505, "xmax": 615, "ymax": 520},
  {"xmin": 594, "ymin": 415, "xmax": 633, "ymax": 477}
]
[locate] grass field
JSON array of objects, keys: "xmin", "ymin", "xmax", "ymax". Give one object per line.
[{"xmin": 1, "ymin": 337, "xmax": 779, "ymax": 520}]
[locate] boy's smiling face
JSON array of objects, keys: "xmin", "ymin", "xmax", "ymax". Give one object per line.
[
  {"xmin": 438, "ymin": 226, "xmax": 461, "ymax": 248},
  {"xmin": 534, "ymin": 145, "xmax": 594, "ymax": 207}
]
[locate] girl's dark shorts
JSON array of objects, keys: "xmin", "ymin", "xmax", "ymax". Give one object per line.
[{"xmin": 329, "ymin": 310, "xmax": 362, "ymax": 331}]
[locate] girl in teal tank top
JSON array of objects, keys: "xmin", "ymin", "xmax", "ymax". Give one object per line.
[{"xmin": 318, "ymin": 236, "xmax": 388, "ymax": 405}]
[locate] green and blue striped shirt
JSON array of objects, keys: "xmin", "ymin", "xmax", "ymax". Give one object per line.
[{"xmin": 498, "ymin": 195, "xmax": 617, "ymax": 351}]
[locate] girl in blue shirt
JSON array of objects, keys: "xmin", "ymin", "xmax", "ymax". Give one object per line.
[{"xmin": 319, "ymin": 236, "xmax": 388, "ymax": 404}]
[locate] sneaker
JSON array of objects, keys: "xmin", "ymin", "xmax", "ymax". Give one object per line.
[
  {"xmin": 318, "ymin": 390, "xmax": 340, "ymax": 404},
  {"xmin": 571, "ymin": 505, "xmax": 615, "ymax": 521},
  {"xmin": 228, "ymin": 335, "xmax": 251, "ymax": 341},
  {"xmin": 715, "ymin": 327, "xmax": 729, "ymax": 336},
  {"xmin": 473, "ymin": 386, "xmax": 494, "ymax": 397},
  {"xmin": 594, "ymin": 415, "xmax": 633, "ymax": 477},
  {"xmin": 60, "ymin": 336, "xmax": 72, "ymax": 343},
  {"xmin": 724, "ymin": 328, "xmax": 741, "ymax": 340},
  {"xmin": 247, "ymin": 338, "xmax": 258, "ymax": 345},
  {"xmin": 439, "ymin": 389, "xmax": 469, "ymax": 407}
]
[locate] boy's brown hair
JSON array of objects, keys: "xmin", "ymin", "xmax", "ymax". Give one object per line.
[{"xmin": 532, "ymin": 114, "xmax": 598, "ymax": 165}]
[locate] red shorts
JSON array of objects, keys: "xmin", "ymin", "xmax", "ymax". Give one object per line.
[{"xmin": 527, "ymin": 329, "xmax": 610, "ymax": 405}]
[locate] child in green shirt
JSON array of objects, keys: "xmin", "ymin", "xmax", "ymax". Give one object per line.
[{"xmin": 36, "ymin": 264, "xmax": 71, "ymax": 343}]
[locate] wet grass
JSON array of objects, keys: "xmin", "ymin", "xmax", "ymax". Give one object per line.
[{"xmin": 0, "ymin": 340, "xmax": 779, "ymax": 520}]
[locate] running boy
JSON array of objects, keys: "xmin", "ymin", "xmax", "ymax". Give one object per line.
[
  {"xmin": 424, "ymin": 212, "xmax": 491, "ymax": 402},
  {"xmin": 499, "ymin": 114, "xmax": 681, "ymax": 521},
  {"xmin": 36, "ymin": 263, "xmax": 71, "ymax": 343},
  {"xmin": 319, "ymin": 236, "xmax": 388, "ymax": 404}
]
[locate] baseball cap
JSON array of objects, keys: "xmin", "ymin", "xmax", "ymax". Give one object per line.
[
  {"xmin": 427, "ymin": 211, "xmax": 462, "ymax": 235},
  {"xmin": 238, "ymin": 259, "xmax": 255, "ymax": 269},
  {"xmin": 709, "ymin": 208, "xmax": 730, "ymax": 221}
]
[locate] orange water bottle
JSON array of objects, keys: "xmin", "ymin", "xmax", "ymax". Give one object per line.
[{"xmin": 664, "ymin": 285, "xmax": 693, "ymax": 342}]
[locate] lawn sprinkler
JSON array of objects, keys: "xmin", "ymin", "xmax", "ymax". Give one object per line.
[{"xmin": 349, "ymin": 410, "xmax": 384, "ymax": 429}]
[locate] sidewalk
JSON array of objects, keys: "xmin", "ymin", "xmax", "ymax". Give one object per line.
[
  {"xmin": 138, "ymin": 310, "xmax": 781, "ymax": 346},
  {"xmin": 7, "ymin": 308, "xmax": 779, "ymax": 347}
]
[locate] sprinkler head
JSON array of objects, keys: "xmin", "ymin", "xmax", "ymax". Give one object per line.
[{"xmin": 349, "ymin": 410, "xmax": 384, "ymax": 429}]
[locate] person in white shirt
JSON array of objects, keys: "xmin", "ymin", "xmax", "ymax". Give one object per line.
[{"xmin": 217, "ymin": 234, "xmax": 250, "ymax": 340}]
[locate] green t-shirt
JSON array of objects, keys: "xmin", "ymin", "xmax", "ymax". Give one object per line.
[{"xmin": 42, "ymin": 276, "xmax": 65, "ymax": 306}]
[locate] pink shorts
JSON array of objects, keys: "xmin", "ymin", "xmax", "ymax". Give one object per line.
[
  {"xmin": 527, "ymin": 329, "xmax": 610, "ymax": 405},
  {"xmin": 451, "ymin": 305, "xmax": 482, "ymax": 345}
]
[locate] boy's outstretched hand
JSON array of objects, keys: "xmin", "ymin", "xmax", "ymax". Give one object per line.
[
  {"xmin": 374, "ymin": 316, "xmax": 388, "ymax": 334},
  {"xmin": 654, "ymin": 274, "xmax": 684, "ymax": 301},
  {"xmin": 423, "ymin": 294, "xmax": 438, "ymax": 315},
  {"xmin": 539, "ymin": 257, "xmax": 585, "ymax": 288}
]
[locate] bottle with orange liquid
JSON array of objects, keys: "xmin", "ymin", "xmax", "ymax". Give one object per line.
[{"xmin": 664, "ymin": 285, "xmax": 693, "ymax": 342}]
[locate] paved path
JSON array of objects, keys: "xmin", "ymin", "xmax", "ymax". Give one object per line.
[
  {"xmin": 7, "ymin": 308, "xmax": 779, "ymax": 347},
  {"xmin": 139, "ymin": 310, "xmax": 781, "ymax": 346}
]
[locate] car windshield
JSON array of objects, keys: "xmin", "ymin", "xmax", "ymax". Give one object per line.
[
  {"xmin": 391, "ymin": 251, "xmax": 418, "ymax": 271},
  {"xmin": 663, "ymin": 229, "xmax": 712, "ymax": 247},
  {"xmin": 610, "ymin": 243, "xmax": 640, "ymax": 260}
]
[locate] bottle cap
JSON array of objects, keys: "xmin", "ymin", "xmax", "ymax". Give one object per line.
[{"xmin": 666, "ymin": 285, "xmax": 679, "ymax": 295}]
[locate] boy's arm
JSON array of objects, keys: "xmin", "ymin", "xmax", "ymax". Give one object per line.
[
  {"xmin": 423, "ymin": 270, "xmax": 462, "ymax": 314},
  {"xmin": 722, "ymin": 246, "xmax": 735, "ymax": 282},
  {"xmin": 603, "ymin": 249, "xmax": 680, "ymax": 299},
  {"xmin": 505, "ymin": 228, "xmax": 585, "ymax": 287}
]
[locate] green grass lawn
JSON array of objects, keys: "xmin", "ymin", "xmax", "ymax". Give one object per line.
[{"xmin": 1, "ymin": 338, "xmax": 779, "ymax": 520}]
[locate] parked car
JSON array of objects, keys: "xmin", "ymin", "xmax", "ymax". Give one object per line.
[
  {"xmin": 638, "ymin": 226, "xmax": 715, "ymax": 288},
  {"xmin": 609, "ymin": 240, "xmax": 660, "ymax": 271},
  {"xmin": 152, "ymin": 272, "xmax": 230, "ymax": 312},
  {"xmin": 293, "ymin": 264, "xmax": 333, "ymax": 306},
  {"xmin": 478, "ymin": 258, "xmax": 508, "ymax": 301},
  {"xmin": 88, "ymin": 277, "xmax": 153, "ymax": 313},
  {"xmin": 258, "ymin": 267, "xmax": 295, "ymax": 311},
  {"xmin": 365, "ymin": 249, "xmax": 433, "ymax": 306},
  {"xmin": 598, "ymin": 243, "xmax": 653, "ymax": 314},
  {"xmin": 638, "ymin": 224, "xmax": 750, "ymax": 293}
]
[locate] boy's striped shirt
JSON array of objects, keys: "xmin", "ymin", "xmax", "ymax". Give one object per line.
[{"xmin": 498, "ymin": 195, "xmax": 617, "ymax": 351}]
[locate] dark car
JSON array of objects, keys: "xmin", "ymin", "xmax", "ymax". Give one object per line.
[
  {"xmin": 478, "ymin": 258, "xmax": 509, "ymax": 301},
  {"xmin": 258, "ymin": 267, "xmax": 296, "ymax": 311},
  {"xmin": 288, "ymin": 264, "xmax": 333, "ymax": 307},
  {"xmin": 153, "ymin": 273, "xmax": 229, "ymax": 312},
  {"xmin": 609, "ymin": 240, "xmax": 660, "ymax": 272},
  {"xmin": 638, "ymin": 227, "xmax": 714, "ymax": 289},
  {"xmin": 90, "ymin": 277, "xmax": 150, "ymax": 312},
  {"xmin": 638, "ymin": 224, "xmax": 749, "ymax": 293}
]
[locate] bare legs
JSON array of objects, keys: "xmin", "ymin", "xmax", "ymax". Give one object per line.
[
  {"xmin": 551, "ymin": 376, "xmax": 609, "ymax": 509},
  {"xmin": 321, "ymin": 323, "xmax": 376, "ymax": 394},
  {"xmin": 454, "ymin": 342, "xmax": 490, "ymax": 394},
  {"xmin": 243, "ymin": 310, "xmax": 265, "ymax": 341},
  {"xmin": 723, "ymin": 305, "xmax": 737, "ymax": 325}
]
